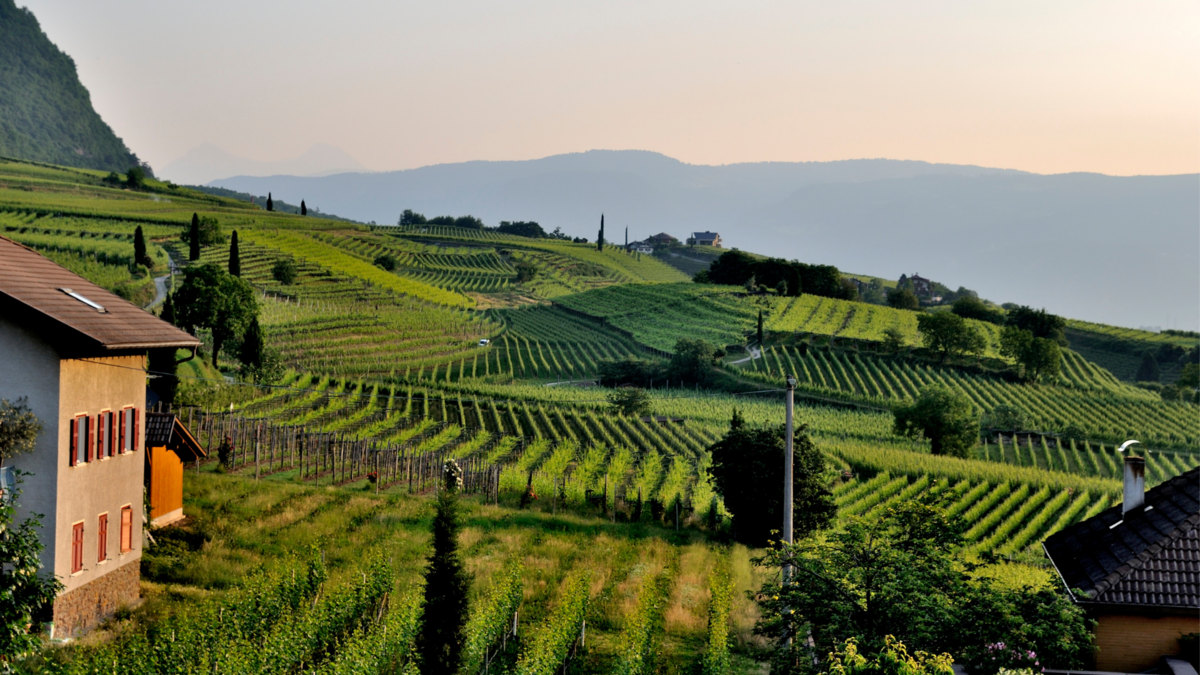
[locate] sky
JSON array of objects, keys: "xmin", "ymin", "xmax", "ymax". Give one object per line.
[{"xmin": 21, "ymin": 0, "xmax": 1200, "ymax": 176}]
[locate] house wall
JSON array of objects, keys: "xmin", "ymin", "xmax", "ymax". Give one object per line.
[
  {"xmin": 1094, "ymin": 612, "xmax": 1196, "ymax": 672},
  {"xmin": 55, "ymin": 356, "xmax": 146, "ymax": 597},
  {"xmin": 0, "ymin": 316, "xmax": 62, "ymax": 570}
]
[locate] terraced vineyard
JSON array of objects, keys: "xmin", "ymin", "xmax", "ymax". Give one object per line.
[{"xmin": 740, "ymin": 344, "xmax": 1198, "ymax": 450}]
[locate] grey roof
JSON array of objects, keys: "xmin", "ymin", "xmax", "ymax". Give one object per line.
[
  {"xmin": 144, "ymin": 412, "xmax": 207, "ymax": 461},
  {"xmin": 1043, "ymin": 467, "xmax": 1199, "ymax": 610}
]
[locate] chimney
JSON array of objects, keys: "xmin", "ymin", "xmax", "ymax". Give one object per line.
[{"xmin": 1122, "ymin": 455, "xmax": 1145, "ymax": 515}]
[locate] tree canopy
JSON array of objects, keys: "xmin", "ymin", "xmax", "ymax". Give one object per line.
[
  {"xmin": 951, "ymin": 296, "xmax": 1004, "ymax": 325},
  {"xmin": 700, "ymin": 250, "xmax": 854, "ymax": 300},
  {"xmin": 707, "ymin": 411, "xmax": 835, "ymax": 547},
  {"xmin": 174, "ymin": 263, "xmax": 257, "ymax": 368},
  {"xmin": 1005, "ymin": 306, "xmax": 1066, "ymax": 344},
  {"xmin": 892, "ymin": 384, "xmax": 979, "ymax": 457},
  {"xmin": 887, "ymin": 287, "xmax": 920, "ymax": 310},
  {"xmin": 496, "ymin": 220, "xmax": 546, "ymax": 238},
  {"xmin": 667, "ymin": 338, "xmax": 719, "ymax": 386},
  {"xmin": 999, "ymin": 326, "xmax": 1062, "ymax": 383},
  {"xmin": 753, "ymin": 494, "xmax": 1092, "ymax": 672},
  {"xmin": 916, "ymin": 312, "xmax": 986, "ymax": 362}
]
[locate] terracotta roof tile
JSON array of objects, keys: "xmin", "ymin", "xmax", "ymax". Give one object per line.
[{"xmin": 0, "ymin": 235, "xmax": 199, "ymax": 352}]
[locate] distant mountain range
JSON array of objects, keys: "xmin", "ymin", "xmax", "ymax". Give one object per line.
[
  {"xmin": 163, "ymin": 143, "xmax": 366, "ymax": 186},
  {"xmin": 0, "ymin": 0, "xmax": 143, "ymax": 173},
  {"xmin": 212, "ymin": 150, "xmax": 1199, "ymax": 330}
]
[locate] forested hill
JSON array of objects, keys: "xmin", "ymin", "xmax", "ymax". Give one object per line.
[{"xmin": 0, "ymin": 0, "xmax": 144, "ymax": 173}]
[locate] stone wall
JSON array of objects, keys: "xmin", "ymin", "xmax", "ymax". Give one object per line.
[{"xmin": 52, "ymin": 559, "xmax": 140, "ymax": 638}]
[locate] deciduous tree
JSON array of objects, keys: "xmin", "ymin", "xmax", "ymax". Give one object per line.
[
  {"xmin": 707, "ymin": 411, "xmax": 835, "ymax": 547},
  {"xmin": 916, "ymin": 312, "xmax": 986, "ymax": 363},
  {"xmin": 0, "ymin": 472, "xmax": 63, "ymax": 662},
  {"xmin": 893, "ymin": 384, "xmax": 979, "ymax": 457},
  {"xmin": 887, "ymin": 287, "xmax": 920, "ymax": 310},
  {"xmin": 0, "ymin": 398, "xmax": 40, "ymax": 469},
  {"xmin": 607, "ymin": 387, "xmax": 651, "ymax": 417},
  {"xmin": 174, "ymin": 264, "xmax": 257, "ymax": 368}
]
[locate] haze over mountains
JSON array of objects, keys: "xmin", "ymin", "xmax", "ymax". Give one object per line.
[
  {"xmin": 213, "ymin": 150, "xmax": 1199, "ymax": 331},
  {"xmin": 162, "ymin": 143, "xmax": 366, "ymax": 186}
]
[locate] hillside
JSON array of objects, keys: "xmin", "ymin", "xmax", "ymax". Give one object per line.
[
  {"xmin": 212, "ymin": 149, "xmax": 1200, "ymax": 331},
  {"xmin": 2, "ymin": 156, "xmax": 1196, "ymax": 672},
  {"xmin": 0, "ymin": 0, "xmax": 144, "ymax": 173}
]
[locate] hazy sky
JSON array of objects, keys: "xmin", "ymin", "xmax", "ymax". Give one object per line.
[{"xmin": 22, "ymin": 0, "xmax": 1200, "ymax": 175}]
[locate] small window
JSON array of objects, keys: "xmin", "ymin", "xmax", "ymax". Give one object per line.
[
  {"xmin": 58, "ymin": 287, "xmax": 106, "ymax": 313},
  {"xmin": 99, "ymin": 412, "xmax": 112, "ymax": 459},
  {"xmin": 119, "ymin": 506, "xmax": 133, "ymax": 553},
  {"xmin": 97, "ymin": 513, "xmax": 108, "ymax": 562},
  {"xmin": 72, "ymin": 522, "xmax": 84, "ymax": 574},
  {"xmin": 70, "ymin": 415, "xmax": 89, "ymax": 466}
]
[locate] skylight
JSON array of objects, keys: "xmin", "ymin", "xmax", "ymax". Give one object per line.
[{"xmin": 59, "ymin": 288, "xmax": 106, "ymax": 313}]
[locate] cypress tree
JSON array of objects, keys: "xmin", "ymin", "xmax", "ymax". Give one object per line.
[
  {"xmin": 160, "ymin": 292, "xmax": 176, "ymax": 326},
  {"xmin": 300, "ymin": 199, "xmax": 307, "ymax": 216},
  {"xmin": 228, "ymin": 230, "xmax": 241, "ymax": 276},
  {"xmin": 266, "ymin": 192, "xmax": 274, "ymax": 212},
  {"xmin": 597, "ymin": 213, "xmax": 605, "ymax": 251},
  {"xmin": 188, "ymin": 213, "xmax": 201, "ymax": 261},
  {"xmin": 624, "ymin": 227, "xmax": 628, "ymax": 250},
  {"xmin": 133, "ymin": 225, "xmax": 152, "ymax": 268},
  {"xmin": 757, "ymin": 310, "xmax": 764, "ymax": 346},
  {"xmin": 417, "ymin": 461, "xmax": 472, "ymax": 674},
  {"xmin": 238, "ymin": 316, "xmax": 265, "ymax": 370},
  {"xmin": 1136, "ymin": 350, "xmax": 1160, "ymax": 383}
]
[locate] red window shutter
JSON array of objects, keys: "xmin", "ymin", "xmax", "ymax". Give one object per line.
[
  {"xmin": 108, "ymin": 413, "xmax": 115, "ymax": 457},
  {"xmin": 120, "ymin": 506, "xmax": 132, "ymax": 553},
  {"xmin": 118, "ymin": 410, "xmax": 126, "ymax": 454},
  {"xmin": 88, "ymin": 415, "xmax": 97, "ymax": 462},
  {"xmin": 69, "ymin": 418, "xmax": 78, "ymax": 467},
  {"xmin": 72, "ymin": 523, "xmax": 84, "ymax": 573},
  {"xmin": 98, "ymin": 514, "xmax": 108, "ymax": 562},
  {"xmin": 132, "ymin": 409, "xmax": 139, "ymax": 451}
]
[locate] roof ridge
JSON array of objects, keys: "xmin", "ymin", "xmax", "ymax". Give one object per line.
[{"xmin": 1090, "ymin": 511, "xmax": 1200, "ymax": 600}]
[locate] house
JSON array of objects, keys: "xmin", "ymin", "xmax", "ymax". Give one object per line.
[
  {"xmin": 144, "ymin": 412, "xmax": 206, "ymax": 527},
  {"xmin": 690, "ymin": 232, "xmax": 722, "ymax": 247},
  {"xmin": 630, "ymin": 241, "xmax": 655, "ymax": 254},
  {"xmin": 905, "ymin": 273, "xmax": 933, "ymax": 298},
  {"xmin": 0, "ymin": 235, "xmax": 200, "ymax": 637},
  {"xmin": 1043, "ymin": 456, "xmax": 1198, "ymax": 672},
  {"xmin": 646, "ymin": 232, "xmax": 678, "ymax": 245}
]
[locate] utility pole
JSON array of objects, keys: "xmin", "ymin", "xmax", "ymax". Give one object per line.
[{"xmin": 783, "ymin": 374, "xmax": 796, "ymax": 582}]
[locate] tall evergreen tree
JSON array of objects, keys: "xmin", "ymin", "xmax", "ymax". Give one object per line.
[
  {"xmin": 133, "ymin": 225, "xmax": 152, "ymax": 268},
  {"xmin": 300, "ymin": 199, "xmax": 307, "ymax": 216},
  {"xmin": 228, "ymin": 230, "xmax": 241, "ymax": 276},
  {"xmin": 757, "ymin": 310, "xmax": 764, "ymax": 346},
  {"xmin": 417, "ymin": 461, "xmax": 472, "ymax": 674},
  {"xmin": 160, "ymin": 291, "xmax": 176, "ymax": 325},
  {"xmin": 624, "ymin": 227, "xmax": 628, "ymax": 249},
  {"xmin": 188, "ymin": 212, "xmax": 201, "ymax": 261},
  {"xmin": 238, "ymin": 316, "xmax": 265, "ymax": 370},
  {"xmin": 266, "ymin": 192, "xmax": 274, "ymax": 212},
  {"xmin": 597, "ymin": 213, "xmax": 605, "ymax": 251}
]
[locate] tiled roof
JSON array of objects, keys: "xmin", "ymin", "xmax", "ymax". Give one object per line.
[
  {"xmin": 1043, "ymin": 467, "xmax": 1199, "ymax": 610},
  {"xmin": 0, "ymin": 235, "xmax": 198, "ymax": 354}
]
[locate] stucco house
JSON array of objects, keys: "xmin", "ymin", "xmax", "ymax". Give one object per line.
[
  {"xmin": 0, "ymin": 235, "xmax": 200, "ymax": 637},
  {"xmin": 1043, "ymin": 456, "xmax": 1198, "ymax": 672},
  {"xmin": 690, "ymin": 232, "xmax": 722, "ymax": 247}
]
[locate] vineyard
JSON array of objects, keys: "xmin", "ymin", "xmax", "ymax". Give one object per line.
[{"xmin": 2, "ymin": 156, "xmax": 1198, "ymax": 673}]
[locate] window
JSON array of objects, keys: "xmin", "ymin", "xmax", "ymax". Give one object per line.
[
  {"xmin": 99, "ymin": 411, "xmax": 112, "ymax": 459},
  {"xmin": 71, "ymin": 522, "xmax": 84, "ymax": 574},
  {"xmin": 70, "ymin": 415, "xmax": 89, "ymax": 466},
  {"xmin": 119, "ymin": 506, "xmax": 133, "ymax": 553},
  {"xmin": 97, "ymin": 513, "xmax": 108, "ymax": 562}
]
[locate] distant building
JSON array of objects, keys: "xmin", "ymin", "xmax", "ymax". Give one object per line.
[
  {"xmin": 646, "ymin": 232, "xmax": 678, "ymax": 245},
  {"xmin": 1043, "ymin": 458, "xmax": 1198, "ymax": 672},
  {"xmin": 690, "ymin": 232, "xmax": 722, "ymax": 247},
  {"xmin": 906, "ymin": 273, "xmax": 933, "ymax": 298},
  {"xmin": 0, "ymin": 235, "xmax": 200, "ymax": 637},
  {"xmin": 632, "ymin": 242, "xmax": 654, "ymax": 254}
]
